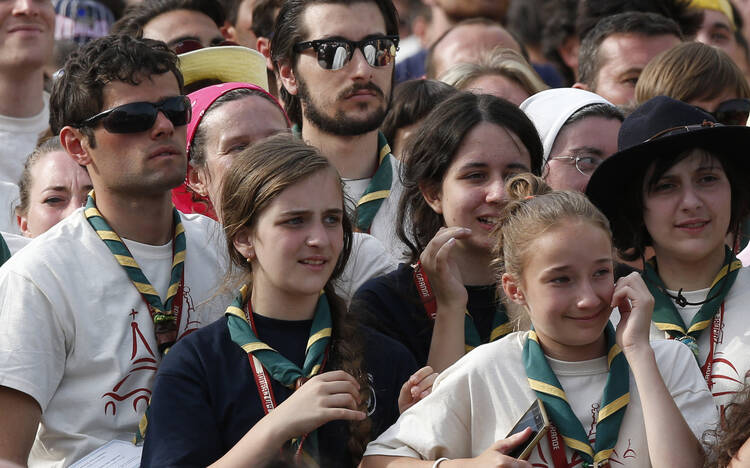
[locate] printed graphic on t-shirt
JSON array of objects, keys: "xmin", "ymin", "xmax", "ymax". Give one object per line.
[{"xmin": 101, "ymin": 289, "xmax": 200, "ymax": 416}]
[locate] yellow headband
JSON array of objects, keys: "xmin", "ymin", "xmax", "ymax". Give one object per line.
[{"xmin": 690, "ymin": 0, "xmax": 736, "ymax": 31}]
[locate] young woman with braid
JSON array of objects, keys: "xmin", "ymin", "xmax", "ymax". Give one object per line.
[
  {"xmin": 141, "ymin": 134, "xmax": 433, "ymax": 467},
  {"xmin": 586, "ymin": 96, "xmax": 750, "ymax": 412},
  {"xmin": 361, "ymin": 173, "xmax": 717, "ymax": 468},
  {"xmin": 353, "ymin": 92, "xmax": 543, "ymax": 372}
]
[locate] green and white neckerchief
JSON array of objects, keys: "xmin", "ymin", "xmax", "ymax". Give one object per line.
[
  {"xmin": 354, "ymin": 132, "xmax": 393, "ymax": 233},
  {"xmin": 643, "ymin": 247, "xmax": 741, "ymax": 362},
  {"xmin": 226, "ymin": 284, "xmax": 332, "ymax": 466},
  {"xmin": 524, "ymin": 324, "xmax": 630, "ymax": 467},
  {"xmin": 84, "ymin": 193, "xmax": 186, "ymax": 354},
  {"xmin": 412, "ymin": 261, "xmax": 512, "ymax": 353}
]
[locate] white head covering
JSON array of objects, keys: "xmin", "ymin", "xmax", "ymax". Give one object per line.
[{"xmin": 520, "ymin": 88, "xmax": 615, "ymax": 164}]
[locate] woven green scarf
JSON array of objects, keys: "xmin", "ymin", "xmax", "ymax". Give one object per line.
[
  {"xmin": 643, "ymin": 247, "xmax": 740, "ymax": 361},
  {"xmin": 523, "ymin": 324, "xmax": 630, "ymax": 467},
  {"xmin": 226, "ymin": 285, "xmax": 332, "ymax": 464},
  {"xmin": 354, "ymin": 132, "xmax": 393, "ymax": 232}
]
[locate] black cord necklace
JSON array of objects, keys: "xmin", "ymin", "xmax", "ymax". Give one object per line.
[{"xmin": 643, "ymin": 258, "xmax": 731, "ymax": 307}]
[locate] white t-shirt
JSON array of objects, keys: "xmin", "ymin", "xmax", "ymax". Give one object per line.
[
  {"xmin": 0, "ymin": 208, "xmax": 229, "ymax": 467},
  {"xmin": 0, "ymin": 94, "xmax": 49, "ymax": 187},
  {"xmin": 646, "ymin": 266, "xmax": 750, "ymax": 410},
  {"xmin": 336, "ymin": 232, "xmax": 397, "ymax": 305},
  {"xmin": 365, "ymin": 331, "xmax": 717, "ymax": 467},
  {"xmin": 342, "ymin": 155, "xmax": 408, "ymax": 262}
]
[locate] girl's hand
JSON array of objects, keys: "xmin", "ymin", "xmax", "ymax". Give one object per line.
[
  {"xmin": 449, "ymin": 428, "xmax": 533, "ymax": 468},
  {"xmin": 420, "ymin": 227, "xmax": 471, "ymax": 311},
  {"xmin": 397, "ymin": 366, "xmax": 438, "ymax": 413},
  {"xmin": 268, "ymin": 370, "xmax": 366, "ymax": 441},
  {"xmin": 611, "ymin": 272, "xmax": 655, "ymax": 355}
]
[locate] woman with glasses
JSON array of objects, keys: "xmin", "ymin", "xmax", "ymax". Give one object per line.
[
  {"xmin": 353, "ymin": 92, "xmax": 543, "ymax": 372},
  {"xmin": 635, "ymin": 42, "xmax": 750, "ymax": 126},
  {"xmin": 586, "ymin": 96, "xmax": 750, "ymax": 410},
  {"xmin": 521, "ymin": 87, "xmax": 623, "ymax": 193}
]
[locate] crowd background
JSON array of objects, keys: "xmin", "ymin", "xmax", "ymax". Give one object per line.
[{"xmin": 0, "ymin": 0, "xmax": 748, "ymax": 467}]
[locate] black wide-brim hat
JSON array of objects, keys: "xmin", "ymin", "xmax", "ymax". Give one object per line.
[{"xmin": 586, "ymin": 95, "xmax": 750, "ymax": 247}]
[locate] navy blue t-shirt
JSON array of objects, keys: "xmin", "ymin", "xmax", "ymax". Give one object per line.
[
  {"xmin": 352, "ymin": 263, "xmax": 501, "ymax": 367},
  {"xmin": 141, "ymin": 314, "xmax": 417, "ymax": 467}
]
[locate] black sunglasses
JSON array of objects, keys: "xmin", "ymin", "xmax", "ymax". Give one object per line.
[
  {"xmin": 293, "ymin": 35, "xmax": 399, "ymax": 70},
  {"xmin": 173, "ymin": 39, "xmax": 238, "ymax": 55},
  {"xmin": 709, "ymin": 98, "xmax": 750, "ymax": 126},
  {"xmin": 77, "ymin": 96, "xmax": 192, "ymax": 134}
]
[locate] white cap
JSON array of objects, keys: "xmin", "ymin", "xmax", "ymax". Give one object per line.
[{"xmin": 521, "ymin": 88, "xmax": 614, "ymax": 164}]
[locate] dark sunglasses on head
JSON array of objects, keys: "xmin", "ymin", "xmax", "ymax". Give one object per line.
[
  {"xmin": 77, "ymin": 95, "xmax": 192, "ymax": 134},
  {"xmin": 173, "ymin": 39, "xmax": 238, "ymax": 55},
  {"xmin": 293, "ymin": 35, "xmax": 399, "ymax": 70},
  {"xmin": 708, "ymin": 98, "xmax": 750, "ymax": 126}
]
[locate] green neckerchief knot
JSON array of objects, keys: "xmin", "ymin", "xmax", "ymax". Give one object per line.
[
  {"xmin": 523, "ymin": 324, "xmax": 630, "ymax": 467},
  {"xmin": 643, "ymin": 246, "xmax": 740, "ymax": 362},
  {"xmin": 226, "ymin": 284, "xmax": 332, "ymax": 465},
  {"xmin": 464, "ymin": 304, "xmax": 511, "ymax": 352},
  {"xmin": 84, "ymin": 193, "xmax": 186, "ymax": 354},
  {"xmin": 354, "ymin": 132, "xmax": 393, "ymax": 233}
]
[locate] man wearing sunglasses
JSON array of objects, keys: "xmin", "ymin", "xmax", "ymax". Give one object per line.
[
  {"xmin": 271, "ymin": 0, "xmax": 406, "ymax": 261},
  {"xmin": 0, "ymin": 35, "xmax": 227, "ymax": 466}
]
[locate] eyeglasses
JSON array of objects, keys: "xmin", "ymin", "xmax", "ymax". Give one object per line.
[
  {"xmin": 293, "ymin": 35, "xmax": 399, "ymax": 70},
  {"xmin": 547, "ymin": 153, "xmax": 605, "ymax": 176},
  {"xmin": 173, "ymin": 39, "xmax": 238, "ymax": 55},
  {"xmin": 77, "ymin": 96, "xmax": 192, "ymax": 134},
  {"xmin": 704, "ymin": 98, "xmax": 750, "ymax": 126}
]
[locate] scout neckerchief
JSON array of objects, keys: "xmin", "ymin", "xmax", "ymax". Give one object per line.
[
  {"xmin": 226, "ymin": 284, "xmax": 332, "ymax": 466},
  {"xmin": 85, "ymin": 193, "xmax": 186, "ymax": 445},
  {"xmin": 643, "ymin": 246, "xmax": 741, "ymax": 363},
  {"xmin": 84, "ymin": 193, "xmax": 186, "ymax": 353},
  {"xmin": 354, "ymin": 132, "xmax": 393, "ymax": 232},
  {"xmin": 524, "ymin": 324, "xmax": 630, "ymax": 468},
  {"xmin": 412, "ymin": 261, "xmax": 512, "ymax": 352}
]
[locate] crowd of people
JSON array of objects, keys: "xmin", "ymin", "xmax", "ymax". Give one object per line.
[{"xmin": 0, "ymin": 0, "xmax": 749, "ymax": 467}]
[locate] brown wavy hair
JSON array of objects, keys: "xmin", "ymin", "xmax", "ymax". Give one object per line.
[
  {"xmin": 704, "ymin": 380, "xmax": 750, "ymax": 468},
  {"xmin": 220, "ymin": 133, "xmax": 371, "ymax": 465}
]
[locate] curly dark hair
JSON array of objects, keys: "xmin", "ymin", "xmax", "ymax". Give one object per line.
[
  {"xmin": 111, "ymin": 0, "xmax": 225, "ymax": 37},
  {"xmin": 270, "ymin": 0, "xmax": 399, "ymax": 127},
  {"xmin": 576, "ymin": 0, "xmax": 702, "ymax": 40},
  {"xmin": 49, "ymin": 35, "xmax": 183, "ymax": 143},
  {"xmin": 397, "ymin": 92, "xmax": 543, "ymax": 263},
  {"xmin": 704, "ymin": 379, "xmax": 750, "ymax": 468}
]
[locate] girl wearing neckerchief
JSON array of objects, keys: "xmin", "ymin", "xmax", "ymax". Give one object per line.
[
  {"xmin": 142, "ymin": 134, "xmax": 432, "ymax": 467},
  {"xmin": 361, "ymin": 173, "xmax": 717, "ymax": 468},
  {"xmin": 586, "ymin": 96, "xmax": 750, "ymax": 411},
  {"xmin": 352, "ymin": 92, "xmax": 543, "ymax": 372}
]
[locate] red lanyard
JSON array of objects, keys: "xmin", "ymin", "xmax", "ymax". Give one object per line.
[
  {"xmin": 412, "ymin": 261, "xmax": 438, "ymax": 319},
  {"xmin": 699, "ymin": 302, "xmax": 724, "ymax": 390},
  {"xmin": 242, "ymin": 302, "xmax": 327, "ymax": 459},
  {"xmin": 546, "ymin": 424, "xmax": 571, "ymax": 468}
]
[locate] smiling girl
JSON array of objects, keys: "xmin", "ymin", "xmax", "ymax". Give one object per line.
[
  {"xmin": 586, "ymin": 96, "xmax": 750, "ymax": 410},
  {"xmin": 354, "ymin": 92, "xmax": 543, "ymax": 372},
  {"xmin": 141, "ymin": 134, "xmax": 429, "ymax": 467},
  {"xmin": 361, "ymin": 173, "xmax": 717, "ymax": 468}
]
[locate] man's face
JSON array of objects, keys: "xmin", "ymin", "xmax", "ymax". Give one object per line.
[
  {"xmin": 430, "ymin": 24, "xmax": 520, "ymax": 79},
  {"xmin": 590, "ymin": 32, "xmax": 681, "ymax": 106},
  {"xmin": 289, "ymin": 2, "xmax": 393, "ymax": 136},
  {"xmin": 82, "ymin": 72, "xmax": 188, "ymax": 196},
  {"xmin": 231, "ymin": 0, "xmax": 258, "ymax": 49},
  {"xmin": 0, "ymin": 0, "xmax": 54, "ymax": 71},
  {"xmin": 142, "ymin": 9, "xmax": 224, "ymax": 51},
  {"xmin": 695, "ymin": 9, "xmax": 747, "ymax": 74}
]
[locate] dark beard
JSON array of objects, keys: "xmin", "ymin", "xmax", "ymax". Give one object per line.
[{"xmin": 297, "ymin": 77, "xmax": 388, "ymax": 136}]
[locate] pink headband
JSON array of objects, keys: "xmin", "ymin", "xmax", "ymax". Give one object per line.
[{"xmin": 186, "ymin": 82, "xmax": 289, "ymax": 157}]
